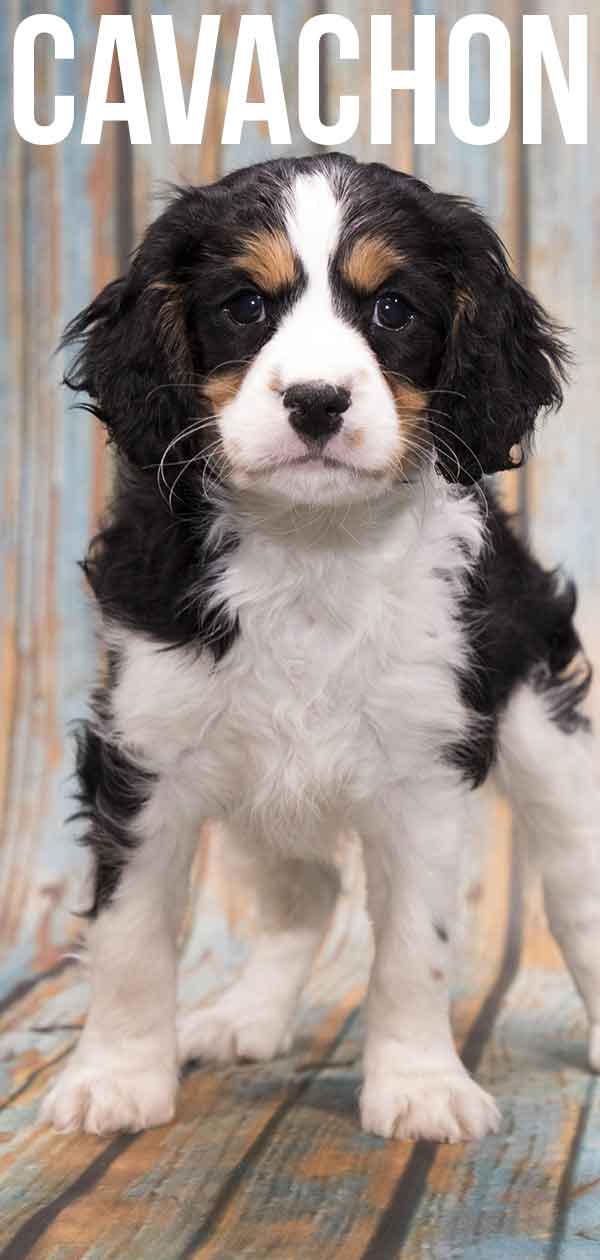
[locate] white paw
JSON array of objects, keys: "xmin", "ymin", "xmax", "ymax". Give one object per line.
[
  {"xmin": 178, "ymin": 990, "xmax": 295, "ymax": 1065},
  {"xmin": 40, "ymin": 1058, "xmax": 177, "ymax": 1135},
  {"xmin": 360, "ymin": 1069, "xmax": 501, "ymax": 1143}
]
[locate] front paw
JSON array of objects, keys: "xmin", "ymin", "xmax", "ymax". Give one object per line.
[
  {"xmin": 178, "ymin": 990, "xmax": 294, "ymax": 1065},
  {"xmin": 40, "ymin": 1055, "xmax": 177, "ymax": 1135},
  {"xmin": 360, "ymin": 1067, "xmax": 500, "ymax": 1143}
]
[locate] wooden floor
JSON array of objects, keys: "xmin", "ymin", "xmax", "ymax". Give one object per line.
[{"xmin": 1, "ymin": 800, "xmax": 599, "ymax": 1260}]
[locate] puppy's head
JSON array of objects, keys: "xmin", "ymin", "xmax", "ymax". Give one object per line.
[{"xmin": 64, "ymin": 154, "xmax": 568, "ymax": 506}]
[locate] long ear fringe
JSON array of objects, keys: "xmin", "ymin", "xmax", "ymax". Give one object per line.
[
  {"xmin": 58, "ymin": 258, "xmax": 197, "ymax": 468},
  {"xmin": 432, "ymin": 198, "xmax": 571, "ymax": 484},
  {"xmin": 60, "ymin": 275, "xmax": 131, "ymax": 407}
]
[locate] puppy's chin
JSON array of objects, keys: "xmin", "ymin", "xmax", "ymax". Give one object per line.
[{"xmin": 229, "ymin": 459, "xmax": 395, "ymax": 507}]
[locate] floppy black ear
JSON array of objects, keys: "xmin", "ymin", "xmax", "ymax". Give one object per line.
[
  {"xmin": 62, "ymin": 252, "xmax": 197, "ymax": 469},
  {"xmin": 433, "ymin": 203, "xmax": 569, "ymax": 484}
]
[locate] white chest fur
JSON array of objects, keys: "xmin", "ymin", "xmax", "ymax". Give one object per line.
[{"xmin": 108, "ymin": 477, "xmax": 484, "ymax": 843}]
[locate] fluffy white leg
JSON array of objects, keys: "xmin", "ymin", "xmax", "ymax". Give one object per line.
[
  {"xmin": 177, "ymin": 853, "xmax": 340, "ymax": 1065},
  {"xmin": 498, "ymin": 681, "xmax": 600, "ymax": 1070},
  {"xmin": 40, "ymin": 779, "xmax": 200, "ymax": 1135},
  {"xmin": 359, "ymin": 786, "xmax": 500, "ymax": 1143}
]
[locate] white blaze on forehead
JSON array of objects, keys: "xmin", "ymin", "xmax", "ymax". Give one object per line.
[
  {"xmin": 213, "ymin": 164, "xmax": 404, "ymax": 498},
  {"xmin": 274, "ymin": 168, "xmax": 382, "ymax": 395},
  {"xmin": 286, "ymin": 172, "xmax": 341, "ymax": 294}
]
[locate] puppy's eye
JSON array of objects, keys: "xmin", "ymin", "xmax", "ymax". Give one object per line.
[
  {"xmin": 373, "ymin": 294, "xmax": 414, "ymax": 331},
  {"xmin": 225, "ymin": 291, "xmax": 265, "ymax": 326}
]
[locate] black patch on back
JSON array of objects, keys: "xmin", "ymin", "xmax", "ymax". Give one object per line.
[{"xmin": 448, "ymin": 488, "xmax": 591, "ymax": 787}]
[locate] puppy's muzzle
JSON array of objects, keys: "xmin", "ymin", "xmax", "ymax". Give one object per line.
[{"xmin": 283, "ymin": 382, "xmax": 351, "ymax": 448}]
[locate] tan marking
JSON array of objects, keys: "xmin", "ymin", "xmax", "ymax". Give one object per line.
[
  {"xmin": 453, "ymin": 287, "xmax": 478, "ymax": 334},
  {"xmin": 431, "ymin": 968, "xmax": 445, "ymax": 982},
  {"xmin": 385, "ymin": 378, "xmax": 428, "ymax": 415},
  {"xmin": 384, "ymin": 376, "xmax": 430, "ymax": 479},
  {"xmin": 268, "ymin": 369, "xmax": 283, "ymax": 395},
  {"xmin": 345, "ymin": 427, "xmax": 365, "ymax": 450},
  {"xmin": 203, "ymin": 365, "xmax": 248, "ymax": 413},
  {"xmin": 342, "ymin": 236, "xmax": 408, "ymax": 294},
  {"xmin": 233, "ymin": 229, "xmax": 298, "ymax": 294},
  {"xmin": 559, "ymin": 648, "xmax": 592, "ymax": 692}
]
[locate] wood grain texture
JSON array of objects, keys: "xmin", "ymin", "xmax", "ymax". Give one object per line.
[
  {"xmin": 130, "ymin": 0, "xmax": 320, "ymax": 240},
  {"xmin": 323, "ymin": 0, "xmax": 414, "ymax": 172},
  {"xmin": 0, "ymin": 0, "xmax": 120, "ymax": 996},
  {"xmin": 1, "ymin": 3, "xmax": 599, "ymax": 1258},
  {"xmin": 525, "ymin": 4, "xmax": 600, "ymax": 664},
  {"xmin": 0, "ymin": 0, "xmax": 25, "ymax": 906},
  {"xmin": 521, "ymin": 20, "xmax": 600, "ymax": 1254}
]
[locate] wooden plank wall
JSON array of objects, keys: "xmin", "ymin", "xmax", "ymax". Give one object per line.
[
  {"xmin": 527, "ymin": 2, "xmax": 600, "ymax": 666},
  {"xmin": 0, "ymin": 0, "xmax": 120, "ymax": 997},
  {"xmin": 1, "ymin": 6, "xmax": 599, "ymax": 1255}
]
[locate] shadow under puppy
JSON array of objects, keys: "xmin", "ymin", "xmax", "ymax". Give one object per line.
[{"xmin": 42, "ymin": 153, "xmax": 599, "ymax": 1142}]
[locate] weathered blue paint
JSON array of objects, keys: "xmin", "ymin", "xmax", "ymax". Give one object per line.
[{"xmin": 526, "ymin": 1, "xmax": 600, "ymax": 648}]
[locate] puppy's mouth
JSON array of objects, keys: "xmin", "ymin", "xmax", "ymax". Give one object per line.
[
  {"xmin": 248, "ymin": 453, "xmax": 385, "ymax": 480},
  {"xmin": 288, "ymin": 453, "xmax": 349, "ymax": 469}
]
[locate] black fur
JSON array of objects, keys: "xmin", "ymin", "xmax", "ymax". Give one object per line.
[
  {"xmin": 71, "ymin": 693, "xmax": 155, "ymax": 917},
  {"xmin": 427, "ymin": 196, "xmax": 569, "ymax": 484},
  {"xmin": 62, "ymin": 160, "xmax": 315, "ymax": 659},
  {"xmin": 63, "ymin": 153, "xmax": 569, "ymax": 493},
  {"xmin": 62, "ymin": 153, "xmax": 570, "ymax": 664},
  {"xmin": 449, "ymin": 488, "xmax": 592, "ymax": 787},
  {"xmin": 82, "ymin": 464, "xmax": 238, "ymax": 659},
  {"xmin": 328, "ymin": 159, "xmax": 569, "ymax": 483}
]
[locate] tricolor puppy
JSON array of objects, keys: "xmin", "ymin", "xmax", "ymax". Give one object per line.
[{"xmin": 42, "ymin": 154, "xmax": 600, "ymax": 1143}]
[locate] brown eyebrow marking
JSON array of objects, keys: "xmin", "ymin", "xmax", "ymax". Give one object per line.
[
  {"xmin": 384, "ymin": 375, "xmax": 431, "ymax": 478},
  {"xmin": 232, "ymin": 228, "xmax": 299, "ymax": 294},
  {"xmin": 341, "ymin": 235, "xmax": 409, "ymax": 294}
]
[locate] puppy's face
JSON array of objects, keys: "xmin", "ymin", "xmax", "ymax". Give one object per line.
[
  {"xmin": 65, "ymin": 155, "xmax": 567, "ymax": 506},
  {"xmin": 197, "ymin": 167, "xmax": 442, "ymax": 505}
]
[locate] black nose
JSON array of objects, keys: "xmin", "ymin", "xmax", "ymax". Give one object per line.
[{"xmin": 283, "ymin": 382, "xmax": 351, "ymax": 445}]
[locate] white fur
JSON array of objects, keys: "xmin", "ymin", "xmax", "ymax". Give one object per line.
[
  {"xmin": 43, "ymin": 472, "xmax": 499, "ymax": 1139},
  {"xmin": 108, "ymin": 478, "xmax": 485, "ymax": 859},
  {"xmin": 41, "ymin": 774, "xmax": 200, "ymax": 1133},
  {"xmin": 178, "ymin": 855, "xmax": 341, "ymax": 1065}
]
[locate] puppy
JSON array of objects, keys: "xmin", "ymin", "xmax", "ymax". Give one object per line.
[{"xmin": 41, "ymin": 153, "xmax": 600, "ymax": 1143}]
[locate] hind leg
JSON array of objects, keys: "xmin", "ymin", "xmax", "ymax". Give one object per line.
[
  {"xmin": 177, "ymin": 848, "xmax": 340, "ymax": 1065},
  {"xmin": 498, "ymin": 677, "xmax": 600, "ymax": 1067}
]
